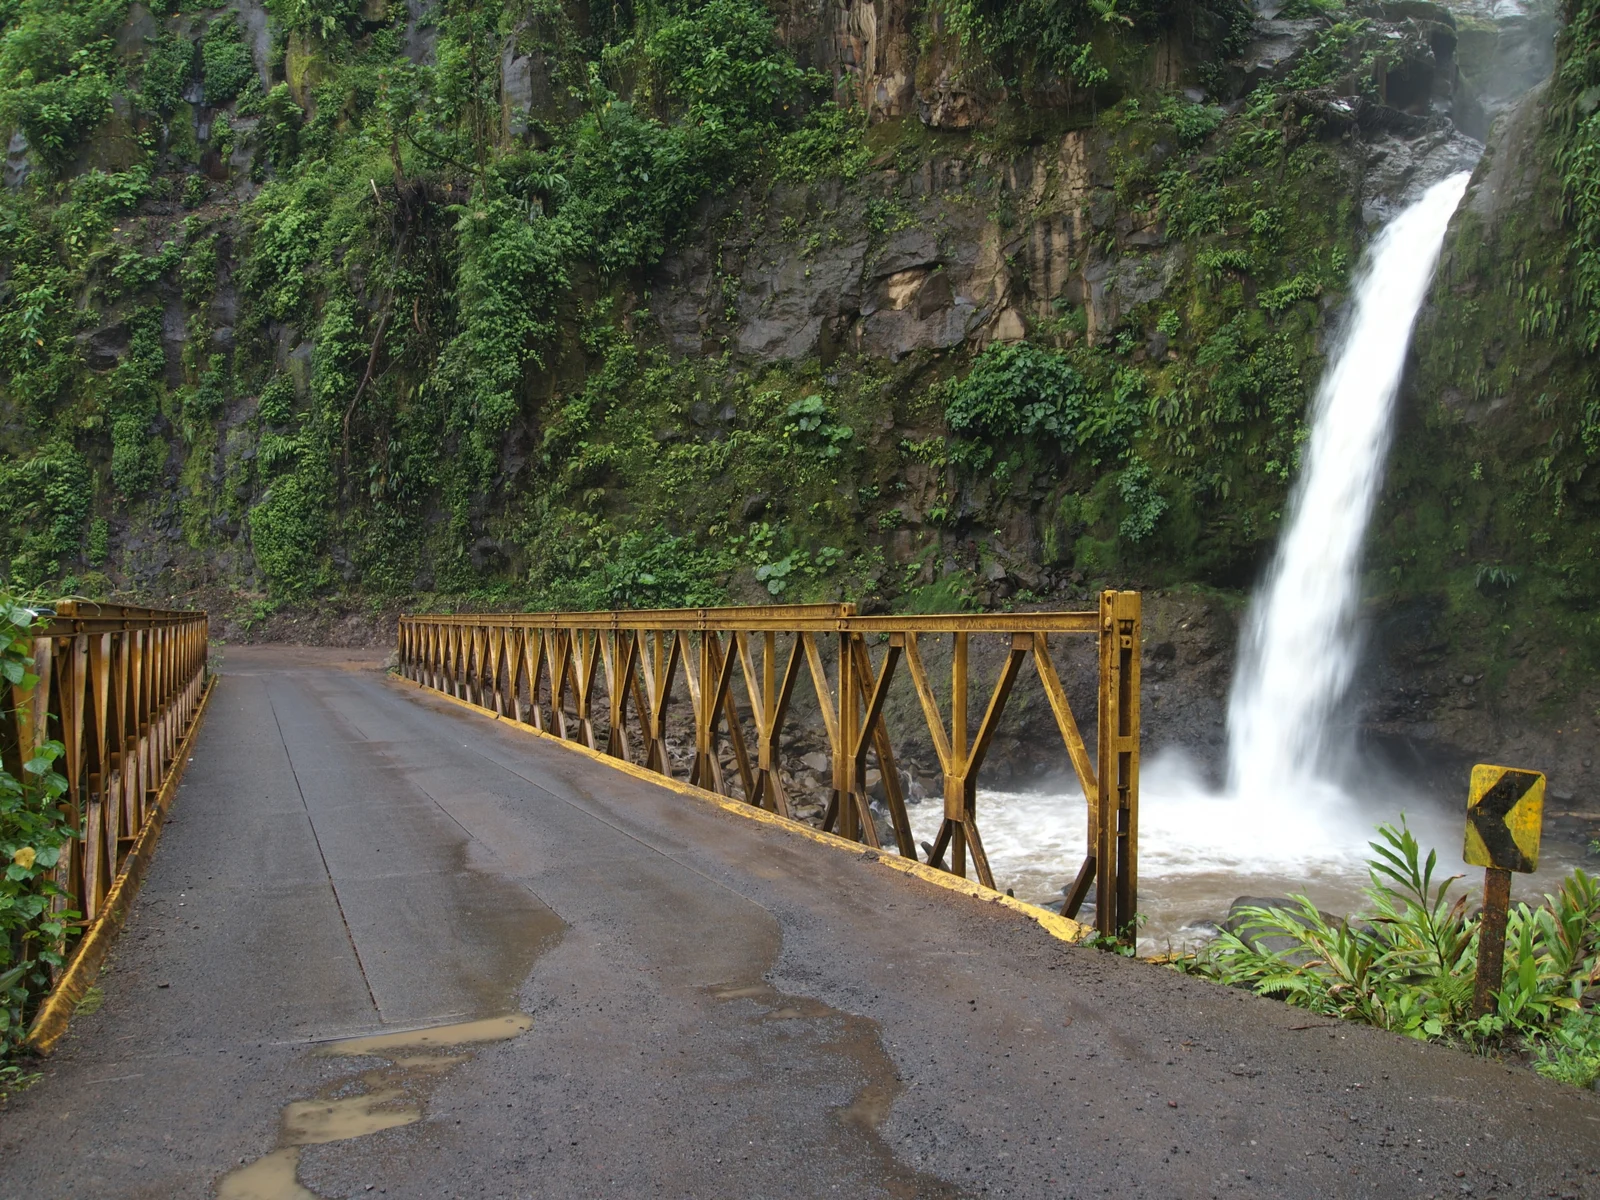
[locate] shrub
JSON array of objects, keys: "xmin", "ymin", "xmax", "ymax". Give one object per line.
[
  {"xmin": 782, "ymin": 394, "xmax": 853, "ymax": 458},
  {"xmin": 1179, "ymin": 822, "xmax": 1600, "ymax": 1075},
  {"xmin": 0, "ymin": 0, "xmax": 120, "ymax": 168},
  {"xmin": 140, "ymin": 32, "xmax": 195, "ymax": 115},
  {"xmin": 0, "ymin": 595, "xmax": 78, "ymax": 1060},
  {"xmin": 201, "ymin": 16, "xmax": 256, "ymax": 107},
  {"xmin": 943, "ymin": 342, "xmax": 1140, "ymax": 469},
  {"xmin": 0, "ymin": 445, "xmax": 90, "ymax": 586}
]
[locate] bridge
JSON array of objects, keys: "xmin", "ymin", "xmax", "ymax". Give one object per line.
[{"xmin": 1, "ymin": 602, "xmax": 1596, "ymax": 1198}]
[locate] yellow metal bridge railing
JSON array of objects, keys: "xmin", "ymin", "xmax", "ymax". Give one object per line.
[
  {"xmin": 4, "ymin": 602, "xmax": 210, "ymax": 948},
  {"xmin": 398, "ymin": 594, "xmax": 1140, "ymax": 936}
]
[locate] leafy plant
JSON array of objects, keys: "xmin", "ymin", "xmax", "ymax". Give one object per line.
[
  {"xmin": 1179, "ymin": 823, "xmax": 1600, "ymax": 1078},
  {"xmin": 943, "ymin": 342, "xmax": 1139, "ymax": 470},
  {"xmin": 1117, "ymin": 460, "xmax": 1167, "ymax": 541},
  {"xmin": 201, "ymin": 16, "xmax": 256, "ymax": 108},
  {"xmin": 265, "ymin": 0, "xmax": 365, "ymax": 40},
  {"xmin": 0, "ymin": 594, "xmax": 80, "ymax": 1059},
  {"xmin": 1534, "ymin": 1012, "xmax": 1600, "ymax": 1087},
  {"xmin": 783, "ymin": 395, "xmax": 853, "ymax": 458}
]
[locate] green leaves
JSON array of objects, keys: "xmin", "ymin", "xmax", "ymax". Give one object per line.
[
  {"xmin": 0, "ymin": 0, "xmax": 120, "ymax": 170},
  {"xmin": 264, "ymin": 0, "xmax": 365, "ymax": 41},
  {"xmin": 0, "ymin": 444, "xmax": 91, "ymax": 587},
  {"xmin": 201, "ymin": 16, "xmax": 256, "ymax": 108},
  {"xmin": 1180, "ymin": 821, "xmax": 1600, "ymax": 1075},
  {"xmin": 643, "ymin": 0, "xmax": 810, "ymax": 125},
  {"xmin": 0, "ymin": 597, "xmax": 79, "ymax": 1060},
  {"xmin": 782, "ymin": 395, "xmax": 853, "ymax": 459},
  {"xmin": 139, "ymin": 32, "xmax": 196, "ymax": 116},
  {"xmin": 943, "ymin": 342, "xmax": 1141, "ymax": 471}
]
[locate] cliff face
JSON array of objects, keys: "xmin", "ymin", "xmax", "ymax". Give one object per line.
[
  {"xmin": 1367, "ymin": 0, "xmax": 1598, "ymax": 807},
  {"xmin": 0, "ymin": 0, "xmax": 1593, "ymax": 792}
]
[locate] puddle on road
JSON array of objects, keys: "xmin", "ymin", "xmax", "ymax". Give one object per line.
[
  {"xmin": 708, "ymin": 982, "xmax": 961, "ymax": 1198},
  {"xmin": 216, "ymin": 1014, "xmax": 533, "ymax": 1200},
  {"xmin": 321, "ymin": 1013, "xmax": 532, "ymax": 1059}
]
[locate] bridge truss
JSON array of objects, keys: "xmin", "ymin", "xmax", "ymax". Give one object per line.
[{"xmin": 398, "ymin": 594, "xmax": 1140, "ymax": 936}]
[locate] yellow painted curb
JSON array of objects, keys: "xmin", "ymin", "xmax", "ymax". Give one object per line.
[
  {"xmin": 392, "ymin": 675, "xmax": 1092, "ymax": 946},
  {"xmin": 26, "ymin": 673, "xmax": 219, "ymax": 1055}
]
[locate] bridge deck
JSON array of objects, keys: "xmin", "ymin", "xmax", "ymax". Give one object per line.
[{"xmin": 2, "ymin": 645, "xmax": 1596, "ymax": 1198}]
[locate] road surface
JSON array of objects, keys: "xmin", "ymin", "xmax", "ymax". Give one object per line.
[{"xmin": 3, "ymin": 645, "xmax": 1597, "ymax": 1199}]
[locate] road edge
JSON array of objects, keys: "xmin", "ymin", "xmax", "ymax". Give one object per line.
[
  {"xmin": 25, "ymin": 673, "xmax": 220, "ymax": 1055},
  {"xmin": 390, "ymin": 674, "xmax": 1092, "ymax": 947}
]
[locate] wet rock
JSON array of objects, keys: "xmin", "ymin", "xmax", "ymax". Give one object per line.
[
  {"xmin": 1360, "ymin": 124, "xmax": 1484, "ymax": 223},
  {"xmin": 918, "ymin": 61, "xmax": 996, "ymax": 130},
  {"xmin": 501, "ymin": 47, "xmax": 561, "ymax": 139},
  {"xmin": 117, "ymin": 4, "xmax": 160, "ymax": 58},
  {"xmin": 736, "ymin": 233, "xmax": 869, "ymax": 360},
  {"xmin": 1224, "ymin": 896, "xmax": 1340, "ymax": 960},
  {"xmin": 1241, "ymin": 19, "xmax": 1324, "ymax": 85},
  {"xmin": 230, "ymin": 0, "xmax": 274, "ymax": 88},
  {"xmin": 4, "ymin": 131, "xmax": 28, "ymax": 189},
  {"xmin": 80, "ymin": 321, "xmax": 132, "ymax": 370},
  {"xmin": 869, "ymin": 226, "xmax": 940, "ymax": 278},
  {"xmin": 286, "ymin": 340, "xmax": 314, "ymax": 398},
  {"xmin": 403, "ymin": 0, "xmax": 436, "ymax": 63}
]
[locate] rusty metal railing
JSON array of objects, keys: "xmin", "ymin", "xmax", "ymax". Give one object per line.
[
  {"xmin": 4, "ymin": 602, "xmax": 209, "ymax": 927},
  {"xmin": 398, "ymin": 594, "xmax": 1140, "ymax": 935}
]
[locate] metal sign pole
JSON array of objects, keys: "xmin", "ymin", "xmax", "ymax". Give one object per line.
[
  {"xmin": 1463, "ymin": 763, "xmax": 1546, "ymax": 1019},
  {"xmin": 1471, "ymin": 866, "xmax": 1512, "ymax": 1018}
]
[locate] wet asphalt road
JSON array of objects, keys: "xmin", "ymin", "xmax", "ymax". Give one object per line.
[{"xmin": 3, "ymin": 645, "xmax": 1598, "ymax": 1200}]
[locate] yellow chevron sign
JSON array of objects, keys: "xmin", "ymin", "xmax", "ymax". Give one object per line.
[{"xmin": 1464, "ymin": 764, "xmax": 1545, "ymax": 873}]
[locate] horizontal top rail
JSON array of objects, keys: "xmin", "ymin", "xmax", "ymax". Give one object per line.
[
  {"xmin": 400, "ymin": 603, "xmax": 1102, "ymax": 635},
  {"xmin": 37, "ymin": 600, "xmax": 209, "ymax": 634}
]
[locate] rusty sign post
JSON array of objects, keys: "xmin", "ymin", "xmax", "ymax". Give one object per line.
[{"xmin": 1463, "ymin": 763, "xmax": 1545, "ymax": 1017}]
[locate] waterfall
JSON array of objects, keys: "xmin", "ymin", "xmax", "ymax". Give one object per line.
[
  {"xmin": 913, "ymin": 171, "xmax": 1484, "ymax": 936},
  {"xmin": 1225, "ymin": 171, "xmax": 1473, "ymax": 804}
]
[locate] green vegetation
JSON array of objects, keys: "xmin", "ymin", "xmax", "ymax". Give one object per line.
[
  {"xmin": 1370, "ymin": 0, "xmax": 1600, "ymax": 707},
  {"xmin": 1556, "ymin": 0, "xmax": 1600, "ymax": 354},
  {"xmin": 0, "ymin": 594, "xmax": 77, "ymax": 1065},
  {"xmin": 1180, "ymin": 823, "xmax": 1600, "ymax": 1086},
  {"xmin": 0, "ymin": 0, "xmax": 1428, "ymax": 610},
  {"xmin": 941, "ymin": 0, "xmax": 1252, "ymax": 95},
  {"xmin": 0, "ymin": 0, "xmax": 120, "ymax": 170},
  {"xmin": 942, "ymin": 342, "xmax": 1139, "ymax": 470},
  {"xmin": 201, "ymin": 16, "xmax": 257, "ymax": 107},
  {"xmin": 0, "ymin": 0, "xmax": 1589, "ymax": 754}
]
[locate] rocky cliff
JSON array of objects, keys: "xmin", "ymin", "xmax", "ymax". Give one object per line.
[{"xmin": 0, "ymin": 0, "xmax": 1594, "ymax": 808}]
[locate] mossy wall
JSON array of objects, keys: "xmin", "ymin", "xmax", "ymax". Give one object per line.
[{"xmin": 0, "ymin": 0, "xmax": 1592, "ymax": 760}]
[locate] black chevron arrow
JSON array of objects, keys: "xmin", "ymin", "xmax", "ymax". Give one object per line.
[{"xmin": 1469, "ymin": 770, "xmax": 1537, "ymax": 873}]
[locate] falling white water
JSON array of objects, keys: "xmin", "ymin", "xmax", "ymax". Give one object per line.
[
  {"xmin": 1225, "ymin": 170, "xmax": 1473, "ymax": 805},
  {"xmin": 910, "ymin": 172, "xmax": 1525, "ymax": 942}
]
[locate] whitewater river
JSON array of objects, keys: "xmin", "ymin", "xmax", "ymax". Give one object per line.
[{"xmin": 905, "ymin": 755, "xmax": 1587, "ymax": 950}]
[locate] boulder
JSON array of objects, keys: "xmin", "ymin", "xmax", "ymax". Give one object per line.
[{"xmin": 1223, "ymin": 896, "xmax": 1342, "ymax": 960}]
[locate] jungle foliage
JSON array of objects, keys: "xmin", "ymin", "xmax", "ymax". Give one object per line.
[
  {"xmin": 1367, "ymin": 0, "xmax": 1600, "ymax": 696},
  {"xmin": 0, "ymin": 0, "xmax": 1593, "ymax": 714},
  {"xmin": 0, "ymin": 593, "xmax": 77, "ymax": 1068},
  {"xmin": 1179, "ymin": 823, "xmax": 1600, "ymax": 1087},
  {"xmin": 0, "ymin": 0, "xmax": 1420, "ymax": 610}
]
